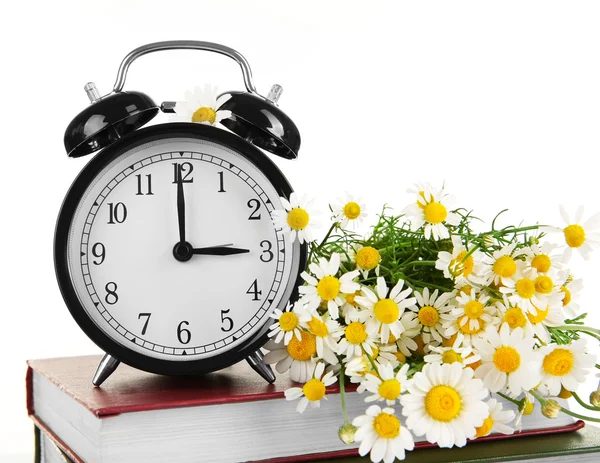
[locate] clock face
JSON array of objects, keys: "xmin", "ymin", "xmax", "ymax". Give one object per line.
[{"xmin": 61, "ymin": 129, "xmax": 301, "ymax": 366}]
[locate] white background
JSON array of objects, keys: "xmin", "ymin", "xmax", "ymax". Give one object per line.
[{"xmin": 2, "ymin": 0, "xmax": 600, "ymax": 460}]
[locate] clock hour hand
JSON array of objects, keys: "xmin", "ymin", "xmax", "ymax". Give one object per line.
[
  {"xmin": 176, "ymin": 165, "xmax": 186, "ymax": 244},
  {"xmin": 191, "ymin": 246, "xmax": 250, "ymax": 256}
]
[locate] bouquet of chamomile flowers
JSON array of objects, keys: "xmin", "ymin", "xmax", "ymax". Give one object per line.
[{"xmin": 263, "ymin": 183, "xmax": 600, "ymax": 463}]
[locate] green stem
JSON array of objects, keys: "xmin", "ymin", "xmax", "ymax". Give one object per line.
[
  {"xmin": 530, "ymin": 390, "xmax": 600, "ymax": 423},
  {"xmin": 496, "ymin": 391, "xmax": 522, "ymax": 407},
  {"xmin": 553, "ymin": 325, "xmax": 600, "ymax": 336},
  {"xmin": 339, "ymin": 367, "xmax": 349, "ymax": 423},
  {"xmin": 365, "ymin": 352, "xmax": 379, "ymax": 373},
  {"xmin": 571, "ymin": 391, "xmax": 600, "ymax": 412},
  {"xmin": 406, "ymin": 260, "xmax": 437, "ymax": 267}
]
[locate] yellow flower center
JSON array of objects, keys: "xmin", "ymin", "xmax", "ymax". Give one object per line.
[
  {"xmin": 459, "ymin": 318, "xmax": 485, "ymax": 335},
  {"xmin": 279, "ymin": 312, "xmax": 299, "ymax": 332},
  {"xmin": 493, "ymin": 346, "xmax": 521, "ymax": 373},
  {"xmin": 564, "ymin": 224, "xmax": 586, "ymax": 248},
  {"xmin": 423, "ymin": 202, "xmax": 448, "ymax": 224},
  {"xmin": 425, "ymin": 385, "xmax": 462, "ymax": 422},
  {"xmin": 442, "ymin": 349, "xmax": 463, "ymax": 364},
  {"xmin": 286, "ymin": 331, "xmax": 317, "ymax": 361},
  {"xmin": 464, "ymin": 300, "xmax": 484, "ymax": 319},
  {"xmin": 523, "ymin": 400, "xmax": 534, "ymax": 415},
  {"xmin": 516, "ymin": 278, "xmax": 536, "ymax": 299},
  {"xmin": 543, "ymin": 349, "xmax": 574, "ymax": 377},
  {"xmin": 287, "ymin": 208, "xmax": 309, "ymax": 231},
  {"xmin": 418, "ymin": 306, "xmax": 440, "ymax": 327},
  {"xmin": 374, "ymin": 299, "xmax": 400, "ymax": 324},
  {"xmin": 504, "ymin": 307, "xmax": 527, "ymax": 329},
  {"xmin": 317, "ymin": 276, "xmax": 341, "ymax": 301},
  {"xmin": 345, "ymin": 322, "xmax": 367, "ymax": 344},
  {"xmin": 535, "ymin": 276, "xmax": 554, "ymax": 295},
  {"xmin": 343, "ymin": 202, "xmax": 362, "ymax": 220},
  {"xmin": 302, "ymin": 378, "xmax": 326, "ymax": 401},
  {"xmin": 458, "ymin": 285, "xmax": 473, "ymax": 296},
  {"xmin": 449, "ymin": 251, "xmax": 474, "ymax": 277},
  {"xmin": 395, "ymin": 351, "xmax": 407, "ymax": 363},
  {"xmin": 493, "ymin": 255, "xmax": 517, "ymax": 278},
  {"xmin": 191, "ymin": 106, "xmax": 217, "ymax": 124},
  {"xmin": 561, "ymin": 286, "xmax": 572, "ymax": 306},
  {"xmin": 558, "ymin": 386, "xmax": 573, "ymax": 399},
  {"xmin": 475, "ymin": 415, "xmax": 494, "ymax": 438},
  {"xmin": 355, "ymin": 247, "xmax": 380, "ymax": 270},
  {"xmin": 532, "ymin": 254, "xmax": 552, "ymax": 273},
  {"xmin": 378, "ymin": 379, "xmax": 401, "ymax": 401},
  {"xmin": 373, "ymin": 412, "xmax": 401, "ymax": 439},
  {"xmin": 307, "ymin": 317, "xmax": 329, "ymax": 338},
  {"xmin": 527, "ymin": 306, "xmax": 549, "ymax": 324}
]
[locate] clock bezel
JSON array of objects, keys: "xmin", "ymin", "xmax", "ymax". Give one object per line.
[{"xmin": 54, "ymin": 122, "xmax": 307, "ymax": 376}]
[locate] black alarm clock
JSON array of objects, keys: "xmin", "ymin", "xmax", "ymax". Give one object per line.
[{"xmin": 55, "ymin": 41, "xmax": 306, "ymax": 386}]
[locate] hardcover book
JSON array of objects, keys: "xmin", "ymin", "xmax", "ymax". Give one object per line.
[{"xmin": 26, "ymin": 355, "xmax": 585, "ymax": 463}]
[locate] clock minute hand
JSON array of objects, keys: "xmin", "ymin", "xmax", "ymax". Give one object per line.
[
  {"xmin": 176, "ymin": 166, "xmax": 186, "ymax": 244},
  {"xmin": 191, "ymin": 246, "xmax": 250, "ymax": 256}
]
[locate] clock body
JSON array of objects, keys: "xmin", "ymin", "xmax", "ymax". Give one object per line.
[{"xmin": 55, "ymin": 123, "xmax": 305, "ymax": 375}]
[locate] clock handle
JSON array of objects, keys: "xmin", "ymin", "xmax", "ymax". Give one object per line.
[{"xmin": 112, "ymin": 40, "xmax": 259, "ymax": 95}]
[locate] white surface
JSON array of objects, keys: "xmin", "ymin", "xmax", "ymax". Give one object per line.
[{"xmin": 2, "ymin": 0, "xmax": 600, "ymax": 460}]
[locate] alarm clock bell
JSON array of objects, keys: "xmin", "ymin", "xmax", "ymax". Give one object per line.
[{"xmin": 59, "ymin": 41, "xmax": 303, "ymax": 387}]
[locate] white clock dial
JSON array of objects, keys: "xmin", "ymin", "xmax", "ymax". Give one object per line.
[{"xmin": 66, "ymin": 137, "xmax": 298, "ymax": 360}]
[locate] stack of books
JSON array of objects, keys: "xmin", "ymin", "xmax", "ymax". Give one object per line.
[{"xmin": 26, "ymin": 355, "xmax": 600, "ymax": 463}]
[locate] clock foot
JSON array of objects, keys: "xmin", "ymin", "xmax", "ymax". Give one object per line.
[
  {"xmin": 246, "ymin": 350, "xmax": 276, "ymax": 384},
  {"xmin": 92, "ymin": 354, "xmax": 121, "ymax": 387}
]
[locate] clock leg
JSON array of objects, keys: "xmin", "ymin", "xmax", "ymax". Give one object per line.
[
  {"xmin": 92, "ymin": 353, "xmax": 121, "ymax": 387},
  {"xmin": 246, "ymin": 350, "xmax": 276, "ymax": 384}
]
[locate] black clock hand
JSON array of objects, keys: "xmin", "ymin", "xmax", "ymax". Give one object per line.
[
  {"xmin": 191, "ymin": 246, "xmax": 250, "ymax": 256},
  {"xmin": 176, "ymin": 165, "xmax": 186, "ymax": 244}
]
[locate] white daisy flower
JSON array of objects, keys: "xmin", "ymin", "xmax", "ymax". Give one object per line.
[
  {"xmin": 337, "ymin": 321, "xmax": 379, "ymax": 359},
  {"xmin": 394, "ymin": 312, "xmax": 425, "ymax": 357},
  {"xmin": 424, "ymin": 332, "xmax": 481, "ymax": 368},
  {"xmin": 172, "ymin": 84, "xmax": 232, "ymax": 125},
  {"xmin": 345, "ymin": 355, "xmax": 373, "ymax": 383},
  {"xmin": 331, "ymin": 194, "xmax": 368, "ymax": 229},
  {"xmin": 474, "ymin": 398, "xmax": 516, "ymax": 438},
  {"xmin": 529, "ymin": 242, "xmax": 564, "ymax": 274},
  {"xmin": 340, "ymin": 291, "xmax": 371, "ymax": 324},
  {"xmin": 272, "ymin": 192, "xmax": 319, "ymax": 244},
  {"xmin": 263, "ymin": 333, "xmax": 317, "ymax": 383},
  {"xmin": 539, "ymin": 340, "xmax": 596, "ymax": 396},
  {"xmin": 352, "ymin": 245, "xmax": 382, "ymax": 278},
  {"xmin": 495, "ymin": 299, "xmax": 534, "ymax": 339},
  {"xmin": 401, "ymin": 362, "xmax": 489, "ymax": 448},
  {"xmin": 473, "ymin": 323, "xmax": 542, "ymax": 397},
  {"xmin": 409, "ymin": 287, "xmax": 455, "ymax": 344},
  {"xmin": 480, "ymin": 243, "xmax": 531, "ymax": 287},
  {"xmin": 435, "ymin": 236, "xmax": 484, "ymax": 285},
  {"xmin": 298, "ymin": 253, "xmax": 360, "ymax": 319},
  {"xmin": 552, "ymin": 205, "xmax": 600, "ymax": 262},
  {"xmin": 403, "ymin": 183, "xmax": 461, "ymax": 241},
  {"xmin": 355, "ymin": 277, "xmax": 417, "ymax": 344},
  {"xmin": 284, "ymin": 362, "xmax": 337, "ymax": 413},
  {"xmin": 353, "ymin": 405, "xmax": 415, "ymax": 463},
  {"xmin": 521, "ymin": 296, "xmax": 565, "ymax": 344},
  {"xmin": 301, "ymin": 313, "xmax": 344, "ymax": 365},
  {"xmin": 500, "ymin": 270, "xmax": 549, "ymax": 315},
  {"xmin": 452, "ymin": 290, "xmax": 495, "ymax": 335},
  {"xmin": 559, "ymin": 276, "xmax": 583, "ymax": 319},
  {"xmin": 268, "ymin": 302, "xmax": 311, "ymax": 345},
  {"xmin": 362, "ymin": 363, "xmax": 411, "ymax": 405},
  {"xmin": 443, "ymin": 301, "xmax": 501, "ymax": 347}
]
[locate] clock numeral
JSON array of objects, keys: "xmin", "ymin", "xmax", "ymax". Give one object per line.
[
  {"xmin": 107, "ymin": 202, "xmax": 127, "ymax": 224},
  {"xmin": 246, "ymin": 279, "xmax": 262, "ymax": 301},
  {"xmin": 104, "ymin": 282, "xmax": 118, "ymax": 305},
  {"xmin": 136, "ymin": 174, "xmax": 154, "ymax": 195},
  {"xmin": 91, "ymin": 242, "xmax": 106, "ymax": 265},
  {"xmin": 177, "ymin": 321, "xmax": 191, "ymax": 344},
  {"xmin": 172, "ymin": 162, "xmax": 194, "ymax": 183},
  {"xmin": 247, "ymin": 199, "xmax": 262, "ymax": 220},
  {"xmin": 260, "ymin": 240, "xmax": 273, "ymax": 262},
  {"xmin": 217, "ymin": 171, "xmax": 226, "ymax": 193},
  {"xmin": 220, "ymin": 309, "xmax": 234, "ymax": 332},
  {"xmin": 138, "ymin": 313, "xmax": 151, "ymax": 335}
]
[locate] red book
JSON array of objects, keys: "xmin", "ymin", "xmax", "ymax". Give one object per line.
[{"xmin": 26, "ymin": 355, "xmax": 583, "ymax": 463}]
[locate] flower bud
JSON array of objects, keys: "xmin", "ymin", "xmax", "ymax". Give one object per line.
[
  {"xmin": 483, "ymin": 235, "xmax": 496, "ymax": 248},
  {"xmin": 542, "ymin": 400, "xmax": 561, "ymax": 419},
  {"xmin": 338, "ymin": 423, "xmax": 357, "ymax": 444},
  {"xmin": 590, "ymin": 391, "xmax": 600, "ymax": 408}
]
